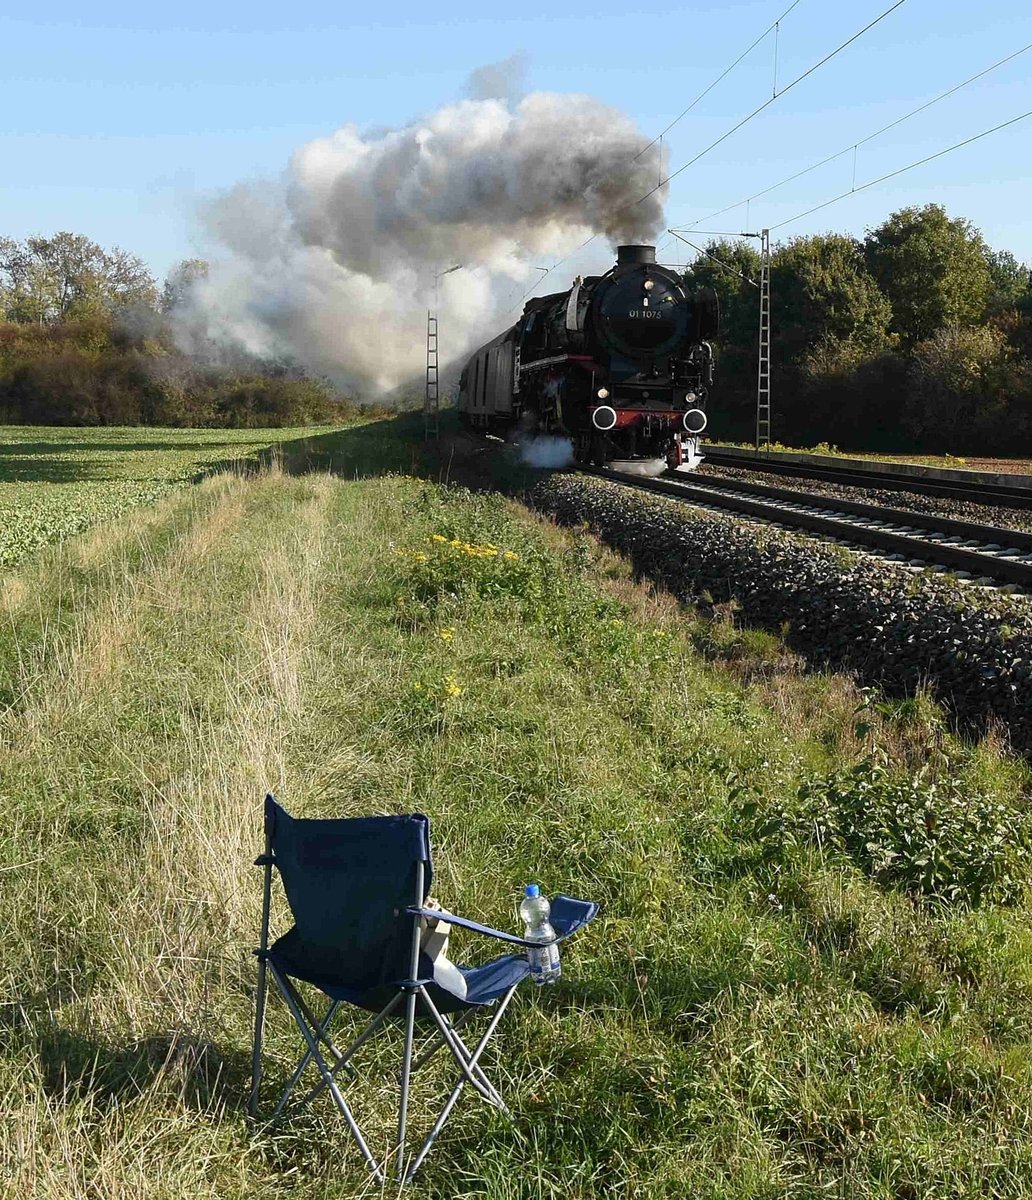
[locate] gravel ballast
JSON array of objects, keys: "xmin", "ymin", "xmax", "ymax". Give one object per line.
[
  {"xmin": 533, "ymin": 473, "xmax": 1032, "ymax": 753},
  {"xmin": 697, "ymin": 463, "xmax": 1032, "ymax": 533}
]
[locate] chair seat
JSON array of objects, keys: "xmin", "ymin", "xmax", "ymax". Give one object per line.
[{"xmin": 268, "ymin": 940, "xmax": 531, "ymax": 1015}]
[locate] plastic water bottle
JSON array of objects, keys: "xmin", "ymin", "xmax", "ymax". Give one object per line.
[{"xmin": 520, "ymin": 884, "xmax": 561, "ymax": 985}]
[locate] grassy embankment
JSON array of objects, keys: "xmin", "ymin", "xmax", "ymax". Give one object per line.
[{"xmin": 3, "ymin": 416, "xmax": 1032, "ymax": 1197}]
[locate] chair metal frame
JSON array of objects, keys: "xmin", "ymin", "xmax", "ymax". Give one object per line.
[{"xmin": 249, "ymin": 810, "xmax": 573, "ymax": 1185}]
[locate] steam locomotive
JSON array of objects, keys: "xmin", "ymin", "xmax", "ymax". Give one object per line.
[{"xmin": 457, "ymin": 244, "xmax": 718, "ymax": 473}]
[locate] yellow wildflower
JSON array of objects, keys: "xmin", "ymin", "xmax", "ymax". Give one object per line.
[
  {"xmin": 438, "ymin": 626, "xmax": 456, "ymax": 643},
  {"xmin": 443, "ymin": 674, "xmax": 462, "ymax": 697},
  {"xmin": 431, "ymin": 534, "xmax": 448, "ymax": 543},
  {"xmin": 503, "ymin": 550, "xmax": 519, "ymax": 561}
]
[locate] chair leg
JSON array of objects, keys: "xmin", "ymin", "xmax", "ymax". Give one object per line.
[
  {"xmin": 272, "ymin": 968, "xmax": 385, "ymax": 1184},
  {"xmin": 418, "ymin": 989, "xmax": 506, "ymax": 1109},
  {"xmin": 287, "ymin": 992, "xmax": 404, "ymax": 1116},
  {"xmin": 270, "ymin": 998, "xmax": 339, "ymax": 1121},
  {"xmin": 397, "ymin": 988, "xmax": 419, "ymax": 1181},
  {"xmin": 249, "ymin": 955, "xmax": 269, "ymax": 1117},
  {"xmin": 405, "ymin": 985, "xmax": 520, "ymax": 1184},
  {"xmin": 409, "ymin": 1009, "xmax": 473, "ymax": 1074}
]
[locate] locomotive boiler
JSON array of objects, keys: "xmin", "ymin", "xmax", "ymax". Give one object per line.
[{"xmin": 457, "ymin": 244, "xmax": 718, "ymax": 472}]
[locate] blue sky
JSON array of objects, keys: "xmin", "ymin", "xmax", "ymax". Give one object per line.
[{"xmin": 2, "ymin": 0, "xmax": 1030, "ymax": 289}]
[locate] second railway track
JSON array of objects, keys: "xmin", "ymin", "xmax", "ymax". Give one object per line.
[
  {"xmin": 702, "ymin": 450, "xmax": 1032, "ymax": 509},
  {"xmin": 591, "ymin": 467, "xmax": 1032, "ymax": 591}
]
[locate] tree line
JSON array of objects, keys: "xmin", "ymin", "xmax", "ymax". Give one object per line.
[
  {"xmin": 0, "ymin": 233, "xmax": 349, "ymax": 427},
  {"xmin": 683, "ymin": 204, "xmax": 1032, "ymax": 454}
]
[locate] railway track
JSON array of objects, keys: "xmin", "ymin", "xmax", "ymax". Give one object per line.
[
  {"xmin": 703, "ymin": 450, "xmax": 1032, "ymax": 510},
  {"xmin": 592, "ymin": 467, "xmax": 1032, "ymax": 590}
]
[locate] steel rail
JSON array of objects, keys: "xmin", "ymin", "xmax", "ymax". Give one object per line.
[
  {"xmin": 702, "ymin": 451, "xmax": 1032, "ymax": 509},
  {"xmin": 587, "ymin": 467, "xmax": 1032, "ymax": 589},
  {"xmin": 691, "ymin": 472, "xmax": 1032, "ymax": 550}
]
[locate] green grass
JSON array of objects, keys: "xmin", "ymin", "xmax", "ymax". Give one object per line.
[
  {"xmin": 0, "ymin": 425, "xmax": 343, "ymax": 569},
  {"xmin": 3, "ymin": 419, "xmax": 1032, "ymax": 1197}
]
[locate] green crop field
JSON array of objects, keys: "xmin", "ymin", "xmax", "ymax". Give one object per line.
[
  {"xmin": 3, "ymin": 419, "xmax": 1032, "ymax": 1198},
  {"xmin": 0, "ymin": 425, "xmax": 338, "ymax": 570}
]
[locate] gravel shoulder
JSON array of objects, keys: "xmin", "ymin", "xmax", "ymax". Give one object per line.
[{"xmin": 533, "ymin": 472, "xmax": 1032, "ymax": 754}]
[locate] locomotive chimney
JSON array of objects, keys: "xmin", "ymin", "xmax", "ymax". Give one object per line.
[{"xmin": 616, "ymin": 244, "xmax": 656, "ymax": 266}]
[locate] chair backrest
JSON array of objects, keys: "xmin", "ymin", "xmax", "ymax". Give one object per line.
[{"xmin": 265, "ymin": 795, "xmax": 432, "ymax": 990}]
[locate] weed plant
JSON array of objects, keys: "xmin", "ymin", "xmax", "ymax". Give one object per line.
[{"xmin": 2, "ymin": 438, "xmax": 1032, "ymax": 1196}]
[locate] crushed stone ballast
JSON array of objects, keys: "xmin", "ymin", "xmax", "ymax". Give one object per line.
[{"xmin": 589, "ymin": 468, "xmax": 1032, "ymax": 591}]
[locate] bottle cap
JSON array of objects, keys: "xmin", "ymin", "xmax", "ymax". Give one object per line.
[{"xmin": 524, "ymin": 883, "xmax": 540, "ymax": 898}]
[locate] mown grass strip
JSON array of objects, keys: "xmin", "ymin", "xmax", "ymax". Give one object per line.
[{"xmin": 2, "ymin": 465, "xmax": 1032, "ymax": 1199}]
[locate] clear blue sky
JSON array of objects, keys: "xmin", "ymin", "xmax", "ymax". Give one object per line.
[{"xmin": 2, "ymin": 0, "xmax": 1030, "ymax": 288}]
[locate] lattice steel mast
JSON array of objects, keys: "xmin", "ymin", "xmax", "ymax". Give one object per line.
[
  {"xmin": 755, "ymin": 228, "xmax": 771, "ymax": 450},
  {"xmin": 424, "ymin": 311, "xmax": 439, "ymax": 441}
]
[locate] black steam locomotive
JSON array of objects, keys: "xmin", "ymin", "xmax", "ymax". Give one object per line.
[{"xmin": 457, "ymin": 244, "xmax": 717, "ymax": 473}]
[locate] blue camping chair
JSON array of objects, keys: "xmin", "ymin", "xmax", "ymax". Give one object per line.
[{"xmin": 249, "ymin": 794, "xmax": 598, "ymax": 1184}]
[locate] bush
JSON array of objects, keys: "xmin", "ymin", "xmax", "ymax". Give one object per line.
[
  {"xmin": 739, "ymin": 754, "xmax": 1032, "ymax": 906},
  {"xmin": 0, "ymin": 318, "xmax": 351, "ymax": 427}
]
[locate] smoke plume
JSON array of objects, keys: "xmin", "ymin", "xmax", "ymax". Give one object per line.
[
  {"xmin": 179, "ymin": 77, "xmax": 668, "ymax": 396},
  {"xmin": 518, "ymin": 435, "xmax": 575, "ymax": 470}
]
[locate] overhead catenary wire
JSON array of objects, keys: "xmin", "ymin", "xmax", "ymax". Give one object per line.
[
  {"xmin": 676, "ymin": 38, "xmax": 1032, "ymax": 231},
  {"xmin": 634, "ymin": 0, "xmax": 804, "ymax": 161},
  {"xmin": 769, "ymin": 106, "xmax": 1032, "ymax": 230},
  {"xmin": 509, "ymin": 0, "xmax": 906, "ymax": 314},
  {"xmin": 507, "ymin": 0, "xmax": 809, "ymax": 311},
  {"xmin": 635, "ymin": 0, "xmax": 910, "ymax": 206},
  {"xmin": 667, "ymin": 231, "xmax": 760, "ymax": 286}
]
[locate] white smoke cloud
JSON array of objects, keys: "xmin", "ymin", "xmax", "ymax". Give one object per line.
[
  {"xmin": 178, "ymin": 81, "xmax": 668, "ymax": 396},
  {"xmin": 465, "ymin": 52, "xmax": 529, "ymax": 107},
  {"xmin": 518, "ymin": 435, "xmax": 575, "ymax": 469}
]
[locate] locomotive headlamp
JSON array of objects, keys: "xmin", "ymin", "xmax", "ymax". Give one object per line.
[
  {"xmin": 592, "ymin": 405, "xmax": 618, "ymax": 431},
  {"xmin": 596, "ymin": 387, "xmax": 610, "ymax": 399},
  {"xmin": 685, "ymin": 392, "xmax": 697, "ymax": 404},
  {"xmin": 643, "ymin": 279, "xmax": 655, "ymax": 291}
]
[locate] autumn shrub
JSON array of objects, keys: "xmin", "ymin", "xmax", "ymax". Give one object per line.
[{"xmin": 0, "ymin": 319, "xmax": 350, "ymax": 427}]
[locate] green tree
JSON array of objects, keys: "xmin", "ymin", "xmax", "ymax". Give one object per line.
[
  {"xmin": 162, "ymin": 258, "xmax": 210, "ymax": 312},
  {"xmin": 864, "ymin": 204, "xmax": 991, "ymax": 344},
  {"xmin": 682, "ymin": 239, "xmax": 762, "ymax": 439},
  {"xmin": 681, "ymin": 238, "xmax": 761, "ymax": 328},
  {"xmin": 0, "ymin": 233, "xmax": 157, "ymax": 324},
  {"xmin": 984, "ymin": 247, "xmax": 1030, "ymax": 315},
  {"xmin": 773, "ymin": 233, "xmax": 894, "ymax": 360},
  {"xmin": 769, "ymin": 233, "xmax": 894, "ymax": 443}
]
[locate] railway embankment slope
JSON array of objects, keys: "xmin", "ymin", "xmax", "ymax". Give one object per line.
[{"xmin": 534, "ymin": 471, "xmax": 1032, "ymax": 754}]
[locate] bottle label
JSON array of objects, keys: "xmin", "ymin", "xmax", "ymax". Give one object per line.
[{"xmin": 527, "ymin": 945, "xmax": 547, "ymax": 984}]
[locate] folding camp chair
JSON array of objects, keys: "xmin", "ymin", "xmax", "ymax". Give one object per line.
[{"xmin": 249, "ymin": 794, "xmax": 598, "ymax": 1184}]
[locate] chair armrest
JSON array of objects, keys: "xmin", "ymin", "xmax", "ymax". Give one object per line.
[
  {"xmin": 408, "ymin": 907, "xmax": 538, "ymax": 947},
  {"xmin": 408, "ymin": 896, "xmax": 599, "ymax": 947}
]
